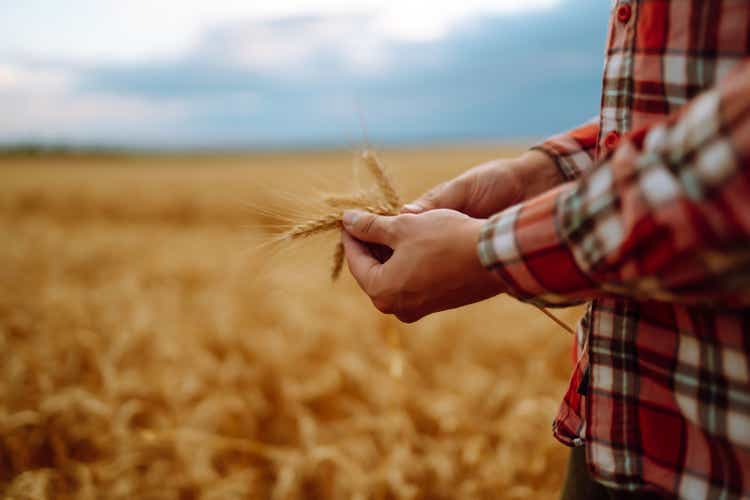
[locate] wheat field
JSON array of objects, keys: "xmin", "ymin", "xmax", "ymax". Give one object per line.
[{"xmin": 0, "ymin": 148, "xmax": 582, "ymax": 499}]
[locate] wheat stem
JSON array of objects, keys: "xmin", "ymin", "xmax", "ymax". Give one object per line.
[
  {"xmin": 331, "ymin": 242, "xmax": 345, "ymax": 281},
  {"xmin": 533, "ymin": 305, "xmax": 576, "ymax": 335}
]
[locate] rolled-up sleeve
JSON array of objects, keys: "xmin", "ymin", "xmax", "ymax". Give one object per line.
[
  {"xmin": 531, "ymin": 117, "xmax": 600, "ymax": 181},
  {"xmin": 479, "ymin": 61, "xmax": 750, "ymax": 309}
]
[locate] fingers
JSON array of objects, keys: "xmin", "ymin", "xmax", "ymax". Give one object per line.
[
  {"xmin": 342, "ymin": 210, "xmax": 397, "ymax": 246},
  {"xmin": 400, "ymin": 202, "xmax": 425, "ymax": 214},
  {"xmin": 400, "ymin": 181, "xmax": 464, "ymax": 214},
  {"xmin": 341, "ymin": 230, "xmax": 381, "ymax": 292},
  {"xmin": 401, "ymin": 183, "xmax": 446, "ymax": 214},
  {"xmin": 341, "ymin": 231, "xmax": 397, "ymax": 317}
]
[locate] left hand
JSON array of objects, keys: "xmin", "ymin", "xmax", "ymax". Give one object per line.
[{"xmin": 340, "ymin": 209, "xmax": 506, "ymax": 323}]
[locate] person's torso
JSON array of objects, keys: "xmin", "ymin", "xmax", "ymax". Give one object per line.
[
  {"xmin": 573, "ymin": 1, "xmax": 750, "ymax": 496},
  {"xmin": 595, "ymin": 0, "xmax": 750, "ymax": 160}
]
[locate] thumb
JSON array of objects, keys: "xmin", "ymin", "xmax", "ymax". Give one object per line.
[
  {"xmin": 401, "ymin": 181, "xmax": 464, "ymax": 214},
  {"xmin": 342, "ymin": 210, "xmax": 396, "ymax": 245}
]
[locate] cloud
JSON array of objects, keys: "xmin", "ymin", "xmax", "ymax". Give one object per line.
[
  {"xmin": 0, "ymin": 63, "xmax": 187, "ymax": 145},
  {"xmin": 0, "ymin": 64, "xmax": 75, "ymax": 93},
  {"xmin": 192, "ymin": 16, "xmax": 394, "ymax": 78},
  {"xmin": 0, "ymin": 0, "xmax": 611, "ymax": 147}
]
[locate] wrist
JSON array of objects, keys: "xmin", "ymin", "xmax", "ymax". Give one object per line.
[
  {"xmin": 514, "ymin": 150, "xmax": 565, "ymax": 199},
  {"xmin": 462, "ymin": 216, "xmax": 507, "ymax": 293}
]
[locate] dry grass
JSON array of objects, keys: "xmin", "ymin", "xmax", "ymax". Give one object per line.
[{"xmin": 0, "ymin": 147, "xmax": 581, "ymax": 499}]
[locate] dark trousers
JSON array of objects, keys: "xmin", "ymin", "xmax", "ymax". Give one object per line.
[{"xmin": 560, "ymin": 447, "xmax": 667, "ymax": 500}]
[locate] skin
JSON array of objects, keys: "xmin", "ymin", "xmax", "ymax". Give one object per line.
[
  {"xmin": 400, "ymin": 150, "xmax": 564, "ymax": 217},
  {"xmin": 342, "ymin": 150, "xmax": 564, "ymax": 323}
]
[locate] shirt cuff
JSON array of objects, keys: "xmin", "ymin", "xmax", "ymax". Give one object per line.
[
  {"xmin": 477, "ymin": 183, "xmax": 598, "ymax": 307},
  {"xmin": 531, "ymin": 119, "xmax": 600, "ymax": 181},
  {"xmin": 531, "ymin": 143, "xmax": 593, "ymax": 182}
]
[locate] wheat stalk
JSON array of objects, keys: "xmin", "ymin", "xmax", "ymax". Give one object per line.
[
  {"xmin": 331, "ymin": 242, "xmax": 345, "ymax": 281},
  {"xmin": 533, "ymin": 304, "xmax": 575, "ymax": 335}
]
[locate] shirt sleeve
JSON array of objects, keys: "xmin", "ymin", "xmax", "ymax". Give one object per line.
[
  {"xmin": 531, "ymin": 117, "xmax": 600, "ymax": 181},
  {"xmin": 478, "ymin": 60, "xmax": 750, "ymax": 309}
]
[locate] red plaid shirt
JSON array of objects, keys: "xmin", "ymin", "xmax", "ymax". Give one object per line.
[{"xmin": 478, "ymin": 2, "xmax": 750, "ymax": 498}]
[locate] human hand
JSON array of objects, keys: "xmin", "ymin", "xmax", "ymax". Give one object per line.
[
  {"xmin": 401, "ymin": 150, "xmax": 562, "ymax": 218},
  {"xmin": 340, "ymin": 209, "xmax": 506, "ymax": 323}
]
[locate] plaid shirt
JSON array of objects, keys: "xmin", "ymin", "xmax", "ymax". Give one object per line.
[{"xmin": 477, "ymin": 2, "xmax": 750, "ymax": 498}]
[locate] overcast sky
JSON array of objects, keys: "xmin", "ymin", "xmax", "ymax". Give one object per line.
[{"xmin": 0, "ymin": 0, "xmax": 610, "ymax": 148}]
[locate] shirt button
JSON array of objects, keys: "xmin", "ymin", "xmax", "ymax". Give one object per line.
[
  {"xmin": 605, "ymin": 131, "xmax": 621, "ymax": 150},
  {"xmin": 617, "ymin": 3, "xmax": 632, "ymax": 23}
]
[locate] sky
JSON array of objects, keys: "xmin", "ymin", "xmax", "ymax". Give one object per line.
[{"xmin": 0, "ymin": 1, "xmax": 610, "ymax": 149}]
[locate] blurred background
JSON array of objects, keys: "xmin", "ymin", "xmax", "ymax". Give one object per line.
[{"xmin": 1, "ymin": 2, "xmax": 608, "ymax": 499}]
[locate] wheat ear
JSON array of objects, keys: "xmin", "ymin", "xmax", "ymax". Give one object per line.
[
  {"xmin": 361, "ymin": 150, "xmax": 401, "ymax": 210},
  {"xmin": 323, "ymin": 190, "xmax": 376, "ymax": 209},
  {"xmin": 278, "ymin": 203, "xmax": 395, "ymax": 243},
  {"xmin": 278, "ymin": 213, "xmax": 343, "ymax": 241}
]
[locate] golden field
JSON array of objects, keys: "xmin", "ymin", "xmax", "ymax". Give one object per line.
[{"xmin": 0, "ymin": 148, "xmax": 582, "ymax": 499}]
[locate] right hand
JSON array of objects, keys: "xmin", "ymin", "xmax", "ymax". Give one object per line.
[{"xmin": 401, "ymin": 150, "xmax": 564, "ymax": 218}]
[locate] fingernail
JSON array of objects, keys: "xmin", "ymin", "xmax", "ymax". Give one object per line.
[
  {"xmin": 403, "ymin": 203, "xmax": 422, "ymax": 213},
  {"xmin": 342, "ymin": 210, "xmax": 359, "ymax": 227}
]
